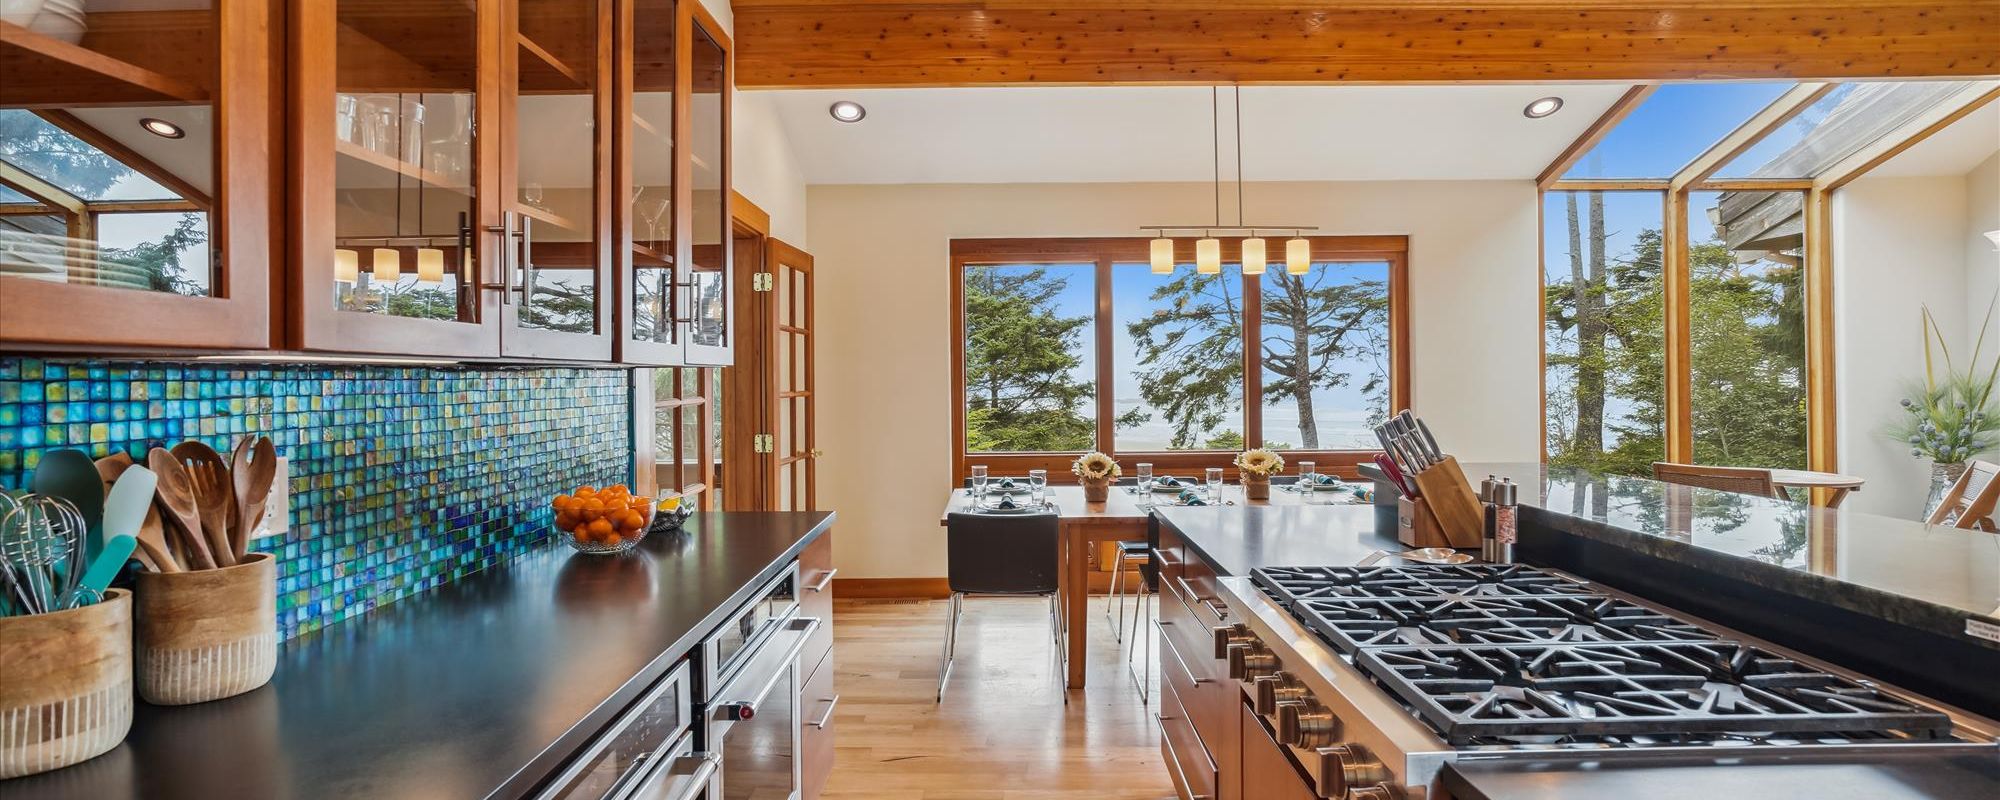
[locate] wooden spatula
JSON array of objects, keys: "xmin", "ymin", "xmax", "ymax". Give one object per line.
[
  {"xmin": 135, "ymin": 503, "xmax": 178, "ymax": 573},
  {"xmin": 95, "ymin": 452, "xmax": 135, "ymax": 489},
  {"xmin": 233, "ymin": 437, "xmax": 278, "ymax": 562},
  {"xmin": 148, "ymin": 448, "xmax": 215, "ymax": 570},
  {"xmin": 171, "ymin": 441, "xmax": 237, "ymax": 568}
]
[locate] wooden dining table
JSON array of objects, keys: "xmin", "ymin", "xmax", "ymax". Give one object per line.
[
  {"xmin": 1769, "ymin": 469, "xmax": 1867, "ymax": 507},
  {"xmin": 939, "ymin": 481, "xmax": 1352, "ymax": 689}
]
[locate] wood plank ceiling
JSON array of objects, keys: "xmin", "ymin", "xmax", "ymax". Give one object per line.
[{"xmin": 733, "ymin": 0, "xmax": 2000, "ymax": 88}]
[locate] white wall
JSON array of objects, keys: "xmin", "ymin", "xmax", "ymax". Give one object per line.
[
  {"xmin": 808, "ymin": 180, "xmax": 1540, "ymax": 577},
  {"xmin": 1967, "ymin": 151, "xmax": 2000, "ymax": 359}
]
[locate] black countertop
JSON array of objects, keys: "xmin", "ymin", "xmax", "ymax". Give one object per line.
[
  {"xmin": 3, "ymin": 511, "xmax": 836, "ymax": 800},
  {"xmin": 1442, "ymin": 751, "xmax": 2000, "ymax": 800},
  {"xmin": 1155, "ymin": 504, "xmax": 1401, "ymax": 576}
]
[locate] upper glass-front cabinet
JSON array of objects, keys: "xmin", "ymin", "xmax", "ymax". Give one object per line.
[
  {"xmin": 0, "ymin": 0, "xmax": 274, "ymax": 349},
  {"xmin": 616, "ymin": 0, "xmax": 731, "ymax": 366},
  {"xmin": 295, "ymin": 0, "xmax": 612, "ymax": 359}
]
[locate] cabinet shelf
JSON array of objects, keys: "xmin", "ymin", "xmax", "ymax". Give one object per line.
[
  {"xmin": 632, "ymin": 242, "xmax": 672, "ymax": 266},
  {"xmin": 516, "ymin": 203, "xmax": 582, "ymax": 233},
  {"xmin": 0, "ymin": 20, "xmax": 210, "ymax": 106},
  {"xmin": 336, "ymin": 139, "xmax": 466, "ymax": 189},
  {"xmin": 518, "ymin": 32, "xmax": 587, "ymax": 92}
]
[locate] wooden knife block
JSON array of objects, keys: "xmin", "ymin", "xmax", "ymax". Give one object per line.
[
  {"xmin": 1396, "ymin": 495, "xmax": 1450, "ymax": 548},
  {"xmin": 1405, "ymin": 455, "xmax": 1485, "ymax": 549}
]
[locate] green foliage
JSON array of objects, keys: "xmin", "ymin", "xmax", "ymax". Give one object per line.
[
  {"xmin": 963, "ymin": 267, "xmax": 1096, "ymax": 452},
  {"xmin": 1122, "ymin": 270, "xmax": 1243, "ymax": 448},
  {"xmin": 1258, "ymin": 270, "xmax": 1390, "ymax": 448},
  {"xmin": 521, "ymin": 279, "xmax": 598, "ymax": 333},
  {"xmin": 97, "ymin": 213, "xmax": 206, "ymax": 296},
  {"xmin": 1889, "ymin": 301, "xmax": 2000, "ymax": 463}
]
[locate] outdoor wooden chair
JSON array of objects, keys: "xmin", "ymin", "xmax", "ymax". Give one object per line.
[
  {"xmin": 1651, "ymin": 462, "xmax": 1790, "ymax": 501},
  {"xmin": 1925, "ymin": 460, "xmax": 2000, "ymax": 532}
]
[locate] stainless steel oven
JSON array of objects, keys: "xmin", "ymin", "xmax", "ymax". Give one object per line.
[
  {"xmin": 700, "ymin": 566, "xmax": 820, "ymax": 800},
  {"xmin": 538, "ymin": 662, "xmax": 720, "ymax": 800}
]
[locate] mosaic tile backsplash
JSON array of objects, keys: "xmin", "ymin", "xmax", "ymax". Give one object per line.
[{"xmin": 0, "ymin": 358, "xmax": 631, "ymax": 641}]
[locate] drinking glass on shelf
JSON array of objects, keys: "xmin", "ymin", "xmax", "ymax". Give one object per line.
[
  {"xmin": 1205, "ymin": 467, "xmax": 1224, "ymax": 502},
  {"xmin": 1028, "ymin": 469, "xmax": 1048, "ymax": 508},
  {"xmin": 970, "ymin": 465, "xmax": 988, "ymax": 498},
  {"xmin": 1299, "ymin": 461, "xmax": 1316, "ymax": 495}
]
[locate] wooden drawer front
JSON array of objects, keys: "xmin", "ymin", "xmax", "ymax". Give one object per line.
[
  {"xmin": 1155, "ymin": 526, "xmax": 1188, "ymax": 584},
  {"xmin": 799, "ymin": 532, "xmax": 836, "ymax": 670},
  {"xmin": 801, "ymin": 647, "xmax": 837, "ymax": 800},
  {"xmin": 1157, "ymin": 615, "xmax": 1228, "ymax": 760},
  {"xmin": 1158, "ymin": 681, "xmax": 1219, "ymax": 800},
  {"xmin": 1158, "ymin": 581, "xmax": 1226, "ymax": 685},
  {"xmin": 1239, "ymin": 702, "xmax": 1317, "ymax": 800},
  {"xmin": 1180, "ymin": 555, "xmax": 1228, "ymax": 625}
]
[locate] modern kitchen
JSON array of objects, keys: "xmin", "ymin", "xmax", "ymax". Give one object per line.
[{"xmin": 1, "ymin": 1, "xmax": 1997, "ymax": 799}]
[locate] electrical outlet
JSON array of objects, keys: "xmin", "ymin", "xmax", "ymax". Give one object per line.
[{"xmin": 255, "ymin": 456, "xmax": 290, "ymax": 539}]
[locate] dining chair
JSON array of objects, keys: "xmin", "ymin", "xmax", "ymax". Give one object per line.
[
  {"xmin": 940, "ymin": 512, "xmax": 1064, "ymax": 703},
  {"xmin": 1925, "ymin": 460, "xmax": 2000, "ymax": 532},
  {"xmin": 1651, "ymin": 462, "xmax": 1791, "ymax": 501}
]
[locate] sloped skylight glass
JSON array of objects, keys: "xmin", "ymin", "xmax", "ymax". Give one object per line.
[
  {"xmin": 1561, "ymin": 83, "xmax": 1794, "ymax": 180},
  {"xmin": 0, "ymin": 185, "xmax": 32, "ymax": 204},
  {"xmin": 0, "ymin": 110, "xmax": 177, "ymax": 201},
  {"xmin": 1712, "ymin": 81, "xmax": 1976, "ymax": 179}
]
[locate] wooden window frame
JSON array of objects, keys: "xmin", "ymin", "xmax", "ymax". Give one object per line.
[
  {"xmin": 635, "ymin": 366, "xmax": 719, "ymax": 512},
  {"xmin": 950, "ymin": 235, "xmax": 1411, "ymax": 481}
]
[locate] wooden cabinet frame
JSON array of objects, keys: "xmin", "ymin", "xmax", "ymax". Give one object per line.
[
  {"xmin": 0, "ymin": 0, "xmax": 278, "ymax": 351},
  {"xmin": 676, "ymin": 0, "xmax": 732, "ymax": 366}
]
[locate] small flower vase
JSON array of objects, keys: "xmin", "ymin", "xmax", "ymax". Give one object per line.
[
  {"xmin": 1924, "ymin": 461, "xmax": 1968, "ymax": 518},
  {"xmin": 1082, "ymin": 476, "xmax": 1111, "ymax": 502},
  {"xmin": 1242, "ymin": 472, "xmax": 1271, "ymax": 500}
]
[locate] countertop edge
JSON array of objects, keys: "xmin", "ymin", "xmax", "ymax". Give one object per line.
[{"xmin": 488, "ymin": 510, "xmax": 837, "ymax": 800}]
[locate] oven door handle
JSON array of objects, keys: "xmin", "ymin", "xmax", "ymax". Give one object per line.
[
  {"xmin": 715, "ymin": 616, "xmax": 821, "ymax": 721},
  {"xmin": 624, "ymin": 750, "xmax": 719, "ymax": 800}
]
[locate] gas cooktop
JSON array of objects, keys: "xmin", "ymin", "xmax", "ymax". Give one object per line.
[{"xmin": 1249, "ymin": 564, "xmax": 1958, "ymax": 747}]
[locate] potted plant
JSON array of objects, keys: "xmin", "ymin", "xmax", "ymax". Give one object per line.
[
  {"xmin": 1892, "ymin": 301, "xmax": 2000, "ymax": 516},
  {"xmin": 1072, "ymin": 452, "xmax": 1120, "ymax": 501},
  {"xmin": 1235, "ymin": 448, "xmax": 1286, "ymax": 500}
]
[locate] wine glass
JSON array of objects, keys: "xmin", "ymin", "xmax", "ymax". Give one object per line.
[
  {"xmin": 1205, "ymin": 467, "xmax": 1224, "ymax": 502},
  {"xmin": 1299, "ymin": 461, "xmax": 1317, "ymax": 494},
  {"xmin": 1028, "ymin": 469, "xmax": 1048, "ymax": 508},
  {"xmin": 970, "ymin": 465, "xmax": 988, "ymax": 499}
]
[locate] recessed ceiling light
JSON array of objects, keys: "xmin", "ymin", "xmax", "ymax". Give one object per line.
[
  {"xmin": 140, "ymin": 118, "xmax": 185, "ymax": 139},
  {"xmin": 828, "ymin": 101, "xmax": 866, "ymax": 123},
  {"xmin": 1523, "ymin": 97, "xmax": 1564, "ymax": 119}
]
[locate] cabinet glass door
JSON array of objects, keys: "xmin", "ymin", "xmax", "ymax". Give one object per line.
[
  {"xmin": 683, "ymin": 18, "xmax": 730, "ymax": 365},
  {"xmin": 622, "ymin": 0, "xmax": 679, "ymax": 361},
  {"xmin": 329, "ymin": 0, "xmax": 481, "ymax": 326},
  {"xmin": 502, "ymin": 0, "xmax": 611, "ymax": 358}
]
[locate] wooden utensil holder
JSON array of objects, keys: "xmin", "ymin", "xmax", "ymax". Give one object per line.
[
  {"xmin": 1404, "ymin": 455, "xmax": 1486, "ymax": 549},
  {"xmin": 135, "ymin": 552, "xmax": 277, "ymax": 705},
  {"xmin": 0, "ymin": 589, "xmax": 134, "ymax": 778}
]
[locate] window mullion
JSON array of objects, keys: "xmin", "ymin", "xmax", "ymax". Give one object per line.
[
  {"xmin": 1095, "ymin": 257, "xmax": 1116, "ymax": 456},
  {"xmin": 1243, "ymin": 265, "xmax": 1263, "ymax": 449}
]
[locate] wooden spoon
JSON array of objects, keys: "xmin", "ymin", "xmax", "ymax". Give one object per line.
[
  {"xmin": 233, "ymin": 437, "xmax": 278, "ymax": 563},
  {"xmin": 134, "ymin": 504, "xmax": 178, "ymax": 573},
  {"xmin": 171, "ymin": 441, "xmax": 237, "ymax": 568},
  {"xmin": 148, "ymin": 448, "xmax": 215, "ymax": 570},
  {"xmin": 95, "ymin": 452, "xmax": 135, "ymax": 489}
]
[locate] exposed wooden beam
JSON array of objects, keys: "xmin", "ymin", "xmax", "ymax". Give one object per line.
[
  {"xmin": 34, "ymin": 110, "xmax": 214, "ymax": 210},
  {"xmin": 1804, "ymin": 187, "xmax": 1837, "ymax": 486},
  {"xmin": 1671, "ymin": 82, "xmax": 1836, "ymax": 193},
  {"xmin": 1537, "ymin": 85, "xmax": 1655, "ymax": 189},
  {"xmin": 1816, "ymin": 82, "xmax": 2000, "ymax": 192},
  {"xmin": 1663, "ymin": 190, "xmax": 1692, "ymax": 463},
  {"xmin": 734, "ymin": 2, "xmax": 2000, "ymax": 87},
  {"xmin": 1694, "ymin": 178, "xmax": 1817, "ymax": 192},
  {"xmin": 0, "ymin": 160, "xmax": 87, "ymax": 217},
  {"xmin": 1544, "ymin": 179, "xmax": 1670, "ymax": 192}
]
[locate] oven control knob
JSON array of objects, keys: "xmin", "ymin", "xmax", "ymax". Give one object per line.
[
  {"xmin": 1347, "ymin": 784, "xmax": 1403, "ymax": 800},
  {"xmin": 1253, "ymin": 672, "xmax": 1309, "ymax": 715},
  {"xmin": 1227, "ymin": 643, "xmax": 1278, "ymax": 681},
  {"xmin": 1212, "ymin": 623, "xmax": 1254, "ymax": 659},
  {"xmin": 720, "ymin": 701, "xmax": 757, "ymax": 721},
  {"xmin": 1276, "ymin": 701, "xmax": 1339, "ymax": 748},
  {"xmin": 1320, "ymin": 745, "xmax": 1391, "ymax": 797}
]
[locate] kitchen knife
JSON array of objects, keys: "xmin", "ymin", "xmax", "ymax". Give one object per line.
[
  {"xmin": 1373, "ymin": 453, "xmax": 1418, "ymax": 498},
  {"xmin": 1414, "ymin": 417, "xmax": 1444, "ymax": 462},
  {"xmin": 1373, "ymin": 425, "xmax": 1411, "ymax": 474}
]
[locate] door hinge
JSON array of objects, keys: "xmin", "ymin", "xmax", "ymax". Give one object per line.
[
  {"xmin": 753, "ymin": 433, "xmax": 774, "ymax": 453},
  {"xmin": 752, "ymin": 272, "xmax": 774, "ymax": 292}
]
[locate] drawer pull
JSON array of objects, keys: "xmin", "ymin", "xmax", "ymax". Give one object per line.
[
  {"xmin": 810, "ymin": 694, "xmax": 841, "ymax": 729},
  {"xmin": 1154, "ymin": 713, "xmax": 1214, "ymax": 800},
  {"xmin": 1155, "ymin": 619, "xmax": 1209, "ymax": 685},
  {"xmin": 807, "ymin": 568, "xmax": 838, "ymax": 593}
]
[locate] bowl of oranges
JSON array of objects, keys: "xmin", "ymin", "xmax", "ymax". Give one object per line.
[{"xmin": 553, "ymin": 485, "xmax": 656, "ymax": 554}]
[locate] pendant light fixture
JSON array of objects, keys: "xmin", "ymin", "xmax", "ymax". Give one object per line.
[
  {"xmin": 333, "ymin": 248, "xmax": 359, "ymax": 283},
  {"xmin": 417, "ymin": 247, "xmax": 446, "ymax": 282},
  {"xmin": 373, "ymin": 248, "xmax": 402, "ymax": 281},
  {"xmin": 1141, "ymin": 86, "xmax": 1315, "ymax": 273}
]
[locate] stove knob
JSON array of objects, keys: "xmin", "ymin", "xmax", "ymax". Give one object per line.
[
  {"xmin": 1227, "ymin": 642, "xmax": 1278, "ymax": 681},
  {"xmin": 1276, "ymin": 701, "xmax": 1339, "ymax": 748},
  {"xmin": 1212, "ymin": 623, "xmax": 1254, "ymax": 659},
  {"xmin": 1347, "ymin": 783, "xmax": 1403, "ymax": 800},
  {"xmin": 1253, "ymin": 672, "xmax": 1309, "ymax": 715},
  {"xmin": 1320, "ymin": 744, "xmax": 1391, "ymax": 797}
]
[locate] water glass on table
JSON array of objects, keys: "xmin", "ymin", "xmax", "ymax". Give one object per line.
[
  {"xmin": 970, "ymin": 465, "xmax": 988, "ymax": 498},
  {"xmin": 1135, "ymin": 462, "xmax": 1154, "ymax": 506},
  {"xmin": 1205, "ymin": 467, "xmax": 1224, "ymax": 502},
  {"xmin": 1028, "ymin": 469, "xmax": 1048, "ymax": 508},
  {"xmin": 1298, "ymin": 461, "xmax": 1316, "ymax": 495}
]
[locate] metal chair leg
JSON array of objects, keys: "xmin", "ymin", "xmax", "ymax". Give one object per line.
[
  {"xmin": 1107, "ymin": 554, "xmax": 1124, "ymax": 642},
  {"xmin": 1050, "ymin": 592, "xmax": 1068, "ymax": 705},
  {"xmin": 936, "ymin": 592, "xmax": 961, "ymax": 702},
  {"xmin": 1126, "ymin": 576, "xmax": 1152, "ymax": 704}
]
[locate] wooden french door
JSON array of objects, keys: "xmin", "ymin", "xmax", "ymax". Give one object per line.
[{"xmin": 768, "ymin": 239, "xmax": 817, "ymax": 511}]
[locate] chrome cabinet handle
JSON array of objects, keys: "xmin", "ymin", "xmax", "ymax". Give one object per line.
[
  {"xmin": 718, "ymin": 617, "xmax": 822, "ymax": 721},
  {"xmin": 806, "ymin": 568, "xmax": 838, "ymax": 593},
  {"xmin": 483, "ymin": 211, "xmax": 516, "ymax": 304},
  {"xmin": 661, "ymin": 752, "xmax": 721, "ymax": 800},
  {"xmin": 810, "ymin": 694, "xmax": 841, "ymax": 729},
  {"xmin": 1154, "ymin": 619, "xmax": 1208, "ymax": 685},
  {"xmin": 518, "ymin": 213, "xmax": 535, "ymax": 306},
  {"xmin": 1154, "ymin": 713, "xmax": 1213, "ymax": 800}
]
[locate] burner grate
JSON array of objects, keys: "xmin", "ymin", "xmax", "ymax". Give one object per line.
[
  {"xmin": 1352, "ymin": 642, "xmax": 1955, "ymax": 744},
  {"xmin": 1252, "ymin": 564, "xmax": 1594, "ymax": 607},
  {"xmin": 1295, "ymin": 594, "xmax": 1723, "ymax": 653}
]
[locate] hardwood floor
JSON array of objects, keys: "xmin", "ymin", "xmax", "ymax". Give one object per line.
[{"xmin": 821, "ymin": 596, "xmax": 1173, "ymax": 800}]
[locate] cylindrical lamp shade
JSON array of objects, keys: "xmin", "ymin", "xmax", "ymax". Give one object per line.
[
  {"xmin": 372, "ymin": 248, "xmax": 401, "ymax": 282},
  {"xmin": 1195, "ymin": 238, "xmax": 1221, "ymax": 275},
  {"xmin": 1286, "ymin": 237, "xmax": 1310, "ymax": 275},
  {"xmin": 333, "ymin": 249, "xmax": 359, "ymax": 283},
  {"xmin": 416, "ymin": 248, "xmax": 446, "ymax": 282},
  {"xmin": 1149, "ymin": 237, "xmax": 1174, "ymax": 274},
  {"xmin": 1240, "ymin": 238, "xmax": 1266, "ymax": 275}
]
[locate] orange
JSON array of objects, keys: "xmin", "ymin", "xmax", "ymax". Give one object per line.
[
  {"xmin": 621, "ymin": 511, "xmax": 645, "ymax": 530},
  {"xmin": 572, "ymin": 523, "xmax": 592, "ymax": 540},
  {"xmin": 611, "ymin": 484, "xmax": 629, "ymax": 494},
  {"xmin": 583, "ymin": 497, "xmax": 606, "ymax": 513},
  {"xmin": 605, "ymin": 533, "xmax": 622, "ymax": 546},
  {"xmin": 557, "ymin": 512, "xmax": 578, "ymax": 530},
  {"xmin": 588, "ymin": 518, "xmax": 614, "ymax": 536}
]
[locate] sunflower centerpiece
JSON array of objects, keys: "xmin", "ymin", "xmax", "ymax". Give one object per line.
[
  {"xmin": 1235, "ymin": 448, "xmax": 1285, "ymax": 500},
  {"xmin": 1072, "ymin": 451, "xmax": 1121, "ymax": 502}
]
